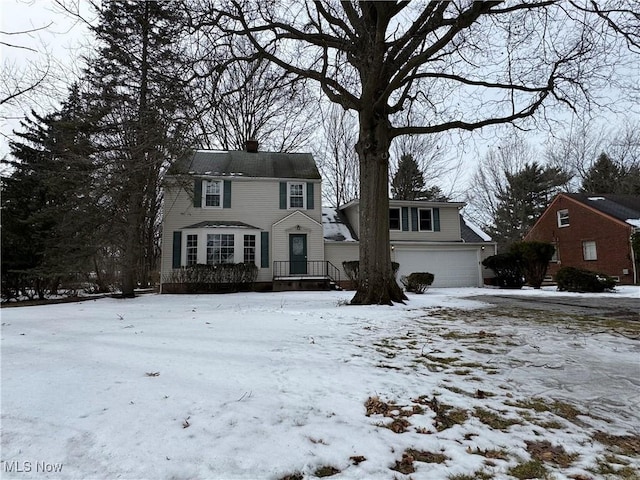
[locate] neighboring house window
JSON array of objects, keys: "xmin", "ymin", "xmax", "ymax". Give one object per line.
[
  {"xmin": 583, "ymin": 240, "xmax": 597, "ymax": 261},
  {"xmin": 204, "ymin": 180, "xmax": 222, "ymax": 208},
  {"xmin": 288, "ymin": 182, "xmax": 305, "ymax": 209},
  {"xmin": 389, "ymin": 208, "xmax": 401, "ymax": 230},
  {"xmin": 244, "ymin": 235, "xmax": 256, "ymax": 264},
  {"xmin": 186, "ymin": 234, "xmax": 198, "ymax": 266},
  {"xmin": 207, "ymin": 234, "xmax": 235, "ymax": 264},
  {"xmin": 557, "ymin": 209, "xmax": 569, "ymax": 227},
  {"xmin": 418, "ymin": 208, "xmax": 433, "ymax": 231}
]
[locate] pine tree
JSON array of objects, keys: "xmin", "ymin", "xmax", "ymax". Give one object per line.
[
  {"xmin": 1, "ymin": 86, "xmax": 101, "ymax": 299},
  {"xmin": 83, "ymin": 0, "xmax": 191, "ymax": 296},
  {"xmin": 391, "ymin": 154, "xmax": 426, "ymax": 200},
  {"xmin": 581, "ymin": 153, "xmax": 621, "ymax": 194},
  {"xmin": 490, "ymin": 162, "xmax": 569, "ymax": 252}
]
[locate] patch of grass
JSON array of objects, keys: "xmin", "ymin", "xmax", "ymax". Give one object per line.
[
  {"xmin": 314, "ymin": 465, "xmax": 340, "ymax": 477},
  {"xmin": 592, "ymin": 457, "xmax": 640, "ymax": 479},
  {"xmin": 406, "ymin": 448, "xmax": 448, "ymax": 464},
  {"xmin": 391, "ymin": 452, "xmax": 415, "ymax": 474},
  {"xmin": 467, "ymin": 447, "xmax": 509, "ymax": 460},
  {"xmin": 382, "ymin": 417, "xmax": 411, "ymax": 433},
  {"xmin": 508, "ymin": 460, "xmax": 550, "ymax": 479},
  {"xmin": 422, "ymin": 354, "xmax": 460, "ymax": 365},
  {"xmin": 468, "ymin": 347, "xmax": 496, "ymax": 354},
  {"xmin": 452, "ymin": 369, "xmax": 472, "ymax": 375},
  {"xmin": 279, "ymin": 473, "xmax": 303, "ymax": 480},
  {"xmin": 441, "ymin": 385, "xmax": 495, "ymax": 399},
  {"xmin": 449, "ymin": 471, "xmax": 494, "ymax": 480},
  {"xmin": 593, "ymin": 431, "xmax": 640, "ymax": 456},
  {"xmin": 526, "ymin": 440, "xmax": 579, "ymax": 467},
  {"xmin": 365, "ymin": 396, "xmax": 393, "ymax": 416},
  {"xmin": 509, "ymin": 397, "xmax": 582, "ymax": 423},
  {"xmin": 473, "ymin": 407, "xmax": 523, "ymax": 430}
]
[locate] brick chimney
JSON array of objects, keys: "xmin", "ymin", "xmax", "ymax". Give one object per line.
[{"xmin": 245, "ymin": 139, "xmax": 258, "ymax": 153}]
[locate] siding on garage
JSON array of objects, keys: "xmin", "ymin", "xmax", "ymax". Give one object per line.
[{"xmin": 392, "ymin": 246, "xmax": 483, "ymax": 287}]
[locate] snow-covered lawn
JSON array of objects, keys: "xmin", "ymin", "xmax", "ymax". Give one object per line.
[{"xmin": 1, "ymin": 287, "xmax": 639, "ymax": 479}]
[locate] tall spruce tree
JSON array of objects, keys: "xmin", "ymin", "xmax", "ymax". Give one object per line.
[
  {"xmin": 1, "ymin": 85, "xmax": 100, "ymax": 299},
  {"xmin": 490, "ymin": 162, "xmax": 569, "ymax": 252},
  {"xmin": 83, "ymin": 0, "xmax": 191, "ymax": 296},
  {"xmin": 391, "ymin": 154, "xmax": 425, "ymax": 200},
  {"xmin": 581, "ymin": 153, "xmax": 622, "ymax": 194}
]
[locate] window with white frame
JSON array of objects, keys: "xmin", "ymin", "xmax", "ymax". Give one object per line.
[
  {"xmin": 207, "ymin": 234, "xmax": 235, "ymax": 264},
  {"xmin": 186, "ymin": 234, "xmax": 198, "ymax": 266},
  {"xmin": 582, "ymin": 240, "xmax": 597, "ymax": 261},
  {"xmin": 557, "ymin": 209, "xmax": 569, "ymax": 227},
  {"xmin": 204, "ymin": 180, "xmax": 222, "ymax": 208},
  {"xmin": 389, "ymin": 208, "xmax": 401, "ymax": 230},
  {"xmin": 418, "ymin": 208, "xmax": 433, "ymax": 231},
  {"xmin": 288, "ymin": 182, "xmax": 305, "ymax": 209},
  {"xmin": 244, "ymin": 235, "xmax": 256, "ymax": 264}
]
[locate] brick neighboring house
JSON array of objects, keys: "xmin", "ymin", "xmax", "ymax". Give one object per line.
[{"xmin": 525, "ymin": 193, "xmax": 640, "ymax": 284}]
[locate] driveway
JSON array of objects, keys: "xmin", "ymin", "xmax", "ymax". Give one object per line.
[{"xmin": 470, "ymin": 292, "xmax": 640, "ymax": 321}]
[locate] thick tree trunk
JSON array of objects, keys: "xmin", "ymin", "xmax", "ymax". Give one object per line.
[{"xmin": 351, "ymin": 114, "xmax": 407, "ymax": 305}]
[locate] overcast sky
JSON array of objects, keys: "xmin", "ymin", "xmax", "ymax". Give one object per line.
[{"xmin": 1, "ymin": 1, "xmax": 638, "ymax": 198}]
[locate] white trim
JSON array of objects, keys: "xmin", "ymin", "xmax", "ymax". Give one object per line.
[
  {"xmin": 202, "ymin": 179, "xmax": 224, "ymax": 209},
  {"xmin": 287, "ymin": 181, "xmax": 306, "ymax": 210},
  {"xmin": 557, "ymin": 209, "xmax": 570, "ymax": 228},
  {"xmin": 418, "ymin": 208, "xmax": 434, "ymax": 232},
  {"xmin": 389, "ymin": 207, "xmax": 401, "ymax": 231}
]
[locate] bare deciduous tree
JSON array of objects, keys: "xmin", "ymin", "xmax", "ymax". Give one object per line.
[
  {"xmin": 316, "ymin": 104, "xmax": 359, "ymax": 207},
  {"xmin": 193, "ymin": 1, "xmax": 638, "ymax": 304}
]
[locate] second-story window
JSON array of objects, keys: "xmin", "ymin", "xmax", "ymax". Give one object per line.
[
  {"xmin": 389, "ymin": 208, "xmax": 400, "ymax": 230},
  {"xmin": 204, "ymin": 180, "xmax": 222, "ymax": 208},
  {"xmin": 288, "ymin": 182, "xmax": 305, "ymax": 209},
  {"xmin": 419, "ymin": 208, "xmax": 433, "ymax": 231},
  {"xmin": 557, "ymin": 209, "xmax": 569, "ymax": 227}
]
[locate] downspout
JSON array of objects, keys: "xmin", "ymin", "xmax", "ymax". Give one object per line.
[{"xmin": 631, "ymin": 229, "xmax": 638, "ymax": 285}]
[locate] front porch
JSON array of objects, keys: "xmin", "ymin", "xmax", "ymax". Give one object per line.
[{"xmin": 272, "ymin": 261, "xmax": 342, "ymax": 291}]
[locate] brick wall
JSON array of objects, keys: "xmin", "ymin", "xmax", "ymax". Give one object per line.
[{"xmin": 526, "ymin": 196, "xmax": 636, "ymax": 284}]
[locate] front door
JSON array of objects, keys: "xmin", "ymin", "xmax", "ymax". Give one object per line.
[{"xmin": 289, "ymin": 234, "xmax": 307, "ymax": 274}]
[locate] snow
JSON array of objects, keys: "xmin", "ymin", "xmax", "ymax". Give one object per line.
[
  {"xmin": 322, "ymin": 207, "xmax": 357, "ymax": 242},
  {"xmin": 462, "ymin": 217, "xmax": 493, "ymax": 242},
  {"xmin": 2, "ymin": 287, "xmax": 639, "ymax": 479},
  {"xmin": 627, "ymin": 218, "xmax": 640, "ymax": 228},
  {"xmin": 587, "ymin": 197, "xmax": 606, "ymax": 201}
]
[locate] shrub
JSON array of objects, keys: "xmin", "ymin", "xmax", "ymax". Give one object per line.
[
  {"xmin": 555, "ymin": 267, "xmax": 616, "ymax": 293},
  {"xmin": 510, "ymin": 241, "xmax": 555, "ymax": 289},
  {"xmin": 400, "ymin": 272, "xmax": 434, "ymax": 294},
  {"xmin": 163, "ymin": 263, "xmax": 258, "ymax": 293},
  {"xmin": 482, "ymin": 253, "xmax": 524, "ymax": 289},
  {"xmin": 342, "ymin": 261, "xmax": 399, "ymax": 287}
]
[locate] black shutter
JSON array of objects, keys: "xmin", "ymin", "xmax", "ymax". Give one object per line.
[
  {"xmin": 401, "ymin": 207, "xmax": 409, "ymax": 231},
  {"xmin": 411, "ymin": 207, "xmax": 418, "ymax": 231},
  {"xmin": 223, "ymin": 180, "xmax": 232, "ymax": 208},
  {"xmin": 193, "ymin": 179, "xmax": 202, "ymax": 208},
  {"xmin": 433, "ymin": 208, "xmax": 441, "ymax": 231},
  {"xmin": 261, "ymin": 232, "xmax": 269, "ymax": 268},
  {"xmin": 279, "ymin": 182, "xmax": 287, "ymax": 209},
  {"xmin": 172, "ymin": 232, "xmax": 182, "ymax": 268},
  {"xmin": 306, "ymin": 182, "xmax": 314, "ymax": 210}
]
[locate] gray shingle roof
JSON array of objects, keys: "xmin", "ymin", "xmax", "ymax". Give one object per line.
[
  {"xmin": 459, "ymin": 215, "xmax": 493, "ymax": 243},
  {"xmin": 566, "ymin": 193, "xmax": 640, "ymax": 224},
  {"xmin": 172, "ymin": 150, "xmax": 321, "ymax": 180},
  {"xmin": 183, "ymin": 221, "xmax": 260, "ymax": 229}
]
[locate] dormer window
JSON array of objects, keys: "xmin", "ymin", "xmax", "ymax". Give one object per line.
[{"xmin": 557, "ymin": 209, "xmax": 569, "ymax": 227}]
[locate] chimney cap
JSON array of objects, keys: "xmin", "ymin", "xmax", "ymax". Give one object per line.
[{"xmin": 245, "ymin": 139, "xmax": 259, "ymax": 153}]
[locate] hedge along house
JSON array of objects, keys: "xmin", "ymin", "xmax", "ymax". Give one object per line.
[
  {"xmin": 525, "ymin": 193, "xmax": 640, "ymax": 285},
  {"xmin": 161, "ymin": 142, "xmax": 496, "ymax": 292}
]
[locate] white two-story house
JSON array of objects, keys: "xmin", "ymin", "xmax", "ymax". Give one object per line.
[{"xmin": 161, "ymin": 142, "xmax": 495, "ymax": 291}]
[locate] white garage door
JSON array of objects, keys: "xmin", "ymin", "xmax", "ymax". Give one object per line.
[{"xmin": 395, "ymin": 248, "xmax": 480, "ymax": 288}]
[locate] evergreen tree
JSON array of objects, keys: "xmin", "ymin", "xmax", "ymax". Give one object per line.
[
  {"xmin": 1, "ymin": 86, "xmax": 101, "ymax": 299},
  {"xmin": 490, "ymin": 162, "xmax": 569, "ymax": 252},
  {"xmin": 581, "ymin": 152, "xmax": 640, "ymax": 194},
  {"xmin": 581, "ymin": 153, "xmax": 621, "ymax": 193},
  {"xmin": 83, "ymin": 0, "xmax": 191, "ymax": 296},
  {"xmin": 391, "ymin": 154, "xmax": 425, "ymax": 200}
]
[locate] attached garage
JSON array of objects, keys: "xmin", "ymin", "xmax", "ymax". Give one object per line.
[{"xmin": 393, "ymin": 246, "xmax": 483, "ymax": 288}]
